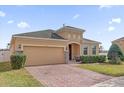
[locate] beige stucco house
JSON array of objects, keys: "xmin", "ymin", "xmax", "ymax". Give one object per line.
[
  {"xmin": 10, "ymin": 26, "xmax": 101, "ymax": 66},
  {"xmin": 112, "ymin": 37, "xmax": 124, "ymax": 53}
]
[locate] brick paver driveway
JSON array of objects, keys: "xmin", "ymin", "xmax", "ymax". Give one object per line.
[{"xmin": 26, "ymin": 64, "xmax": 112, "ymax": 87}]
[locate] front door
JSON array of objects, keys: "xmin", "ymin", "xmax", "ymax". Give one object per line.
[{"xmin": 69, "ymin": 44, "xmax": 72, "ymax": 60}]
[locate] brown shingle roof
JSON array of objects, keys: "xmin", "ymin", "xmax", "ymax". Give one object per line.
[
  {"xmin": 13, "ymin": 29, "xmax": 65, "ymax": 40},
  {"xmin": 83, "ymin": 38, "xmax": 101, "ymax": 44}
]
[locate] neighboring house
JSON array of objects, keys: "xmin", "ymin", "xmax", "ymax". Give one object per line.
[
  {"xmin": 10, "ymin": 26, "xmax": 101, "ymax": 66},
  {"xmin": 99, "ymin": 46, "xmax": 108, "ymax": 56},
  {"xmin": 0, "ymin": 49, "xmax": 10, "ymax": 62},
  {"xmin": 112, "ymin": 37, "xmax": 124, "ymax": 53}
]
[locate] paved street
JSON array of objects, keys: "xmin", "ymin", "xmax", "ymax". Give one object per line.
[{"xmin": 93, "ymin": 76, "xmax": 124, "ymax": 87}]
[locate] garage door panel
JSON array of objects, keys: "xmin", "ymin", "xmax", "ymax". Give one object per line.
[{"xmin": 23, "ymin": 46, "xmax": 65, "ymax": 66}]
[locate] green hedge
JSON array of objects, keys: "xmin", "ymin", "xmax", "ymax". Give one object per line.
[
  {"xmin": 120, "ymin": 56, "xmax": 124, "ymax": 61},
  {"xmin": 81, "ymin": 55, "xmax": 106, "ymax": 63},
  {"xmin": 10, "ymin": 53, "xmax": 26, "ymax": 69}
]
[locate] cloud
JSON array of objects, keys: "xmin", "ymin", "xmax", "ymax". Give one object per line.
[
  {"xmin": 17, "ymin": 21, "xmax": 30, "ymax": 29},
  {"xmin": 72, "ymin": 14, "xmax": 80, "ymax": 19},
  {"xmin": 108, "ymin": 26, "xmax": 115, "ymax": 32},
  {"xmin": 109, "ymin": 18, "xmax": 121, "ymax": 24},
  {"xmin": 7, "ymin": 20, "xmax": 14, "ymax": 24},
  {"xmin": 0, "ymin": 10, "xmax": 6, "ymax": 17},
  {"xmin": 108, "ymin": 21, "xmax": 112, "ymax": 24},
  {"xmin": 99, "ymin": 5, "xmax": 112, "ymax": 9}
]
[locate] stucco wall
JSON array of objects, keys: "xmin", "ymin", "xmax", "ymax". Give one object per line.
[
  {"xmin": 71, "ymin": 43, "xmax": 80, "ymax": 59},
  {"xmin": 82, "ymin": 43, "xmax": 100, "ymax": 56},
  {"xmin": 112, "ymin": 40, "xmax": 124, "ymax": 53},
  {"xmin": 11, "ymin": 37, "xmax": 68, "ymax": 53},
  {"xmin": 57, "ymin": 28, "xmax": 83, "ymax": 44}
]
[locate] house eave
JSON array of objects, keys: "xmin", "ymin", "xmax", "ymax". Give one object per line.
[{"xmin": 12, "ymin": 36, "xmax": 69, "ymax": 42}]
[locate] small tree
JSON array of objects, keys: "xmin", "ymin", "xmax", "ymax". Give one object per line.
[
  {"xmin": 107, "ymin": 44, "xmax": 123, "ymax": 64},
  {"xmin": 109, "ymin": 52, "xmax": 121, "ymax": 64}
]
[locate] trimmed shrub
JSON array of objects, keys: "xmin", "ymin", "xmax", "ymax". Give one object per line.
[
  {"xmin": 10, "ymin": 53, "xmax": 26, "ymax": 69},
  {"xmin": 107, "ymin": 44, "xmax": 124, "ymax": 64},
  {"xmin": 81, "ymin": 55, "xmax": 106, "ymax": 63},
  {"xmin": 109, "ymin": 52, "xmax": 121, "ymax": 64},
  {"xmin": 81, "ymin": 56, "xmax": 88, "ymax": 63},
  {"xmin": 108, "ymin": 44, "xmax": 123, "ymax": 60},
  {"xmin": 98, "ymin": 55, "xmax": 106, "ymax": 63}
]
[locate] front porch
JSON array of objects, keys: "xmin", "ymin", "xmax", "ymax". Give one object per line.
[{"xmin": 65, "ymin": 42, "xmax": 81, "ymax": 64}]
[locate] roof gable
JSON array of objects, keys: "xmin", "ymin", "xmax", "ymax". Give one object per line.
[{"xmin": 57, "ymin": 26, "xmax": 85, "ymax": 33}]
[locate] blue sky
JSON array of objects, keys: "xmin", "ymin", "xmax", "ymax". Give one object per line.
[{"xmin": 0, "ymin": 5, "xmax": 124, "ymax": 50}]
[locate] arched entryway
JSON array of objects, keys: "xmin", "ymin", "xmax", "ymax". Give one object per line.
[{"xmin": 68, "ymin": 43, "xmax": 80, "ymax": 60}]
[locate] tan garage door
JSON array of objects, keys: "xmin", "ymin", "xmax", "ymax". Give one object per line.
[{"xmin": 23, "ymin": 46, "xmax": 65, "ymax": 66}]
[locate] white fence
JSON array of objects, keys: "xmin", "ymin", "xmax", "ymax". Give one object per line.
[{"xmin": 0, "ymin": 49, "xmax": 10, "ymax": 62}]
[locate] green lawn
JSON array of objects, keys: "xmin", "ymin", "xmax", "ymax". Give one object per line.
[
  {"xmin": 79, "ymin": 63, "xmax": 124, "ymax": 77},
  {"xmin": 0, "ymin": 62, "xmax": 43, "ymax": 87}
]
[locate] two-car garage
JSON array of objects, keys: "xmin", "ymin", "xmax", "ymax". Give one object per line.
[{"xmin": 23, "ymin": 46, "xmax": 65, "ymax": 66}]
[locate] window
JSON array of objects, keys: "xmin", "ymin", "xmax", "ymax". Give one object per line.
[
  {"xmin": 16, "ymin": 44, "xmax": 23, "ymax": 52},
  {"xmin": 18, "ymin": 44, "xmax": 21, "ymax": 49},
  {"xmin": 83, "ymin": 47, "xmax": 88, "ymax": 55},
  {"xmin": 92, "ymin": 45, "xmax": 96, "ymax": 55}
]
